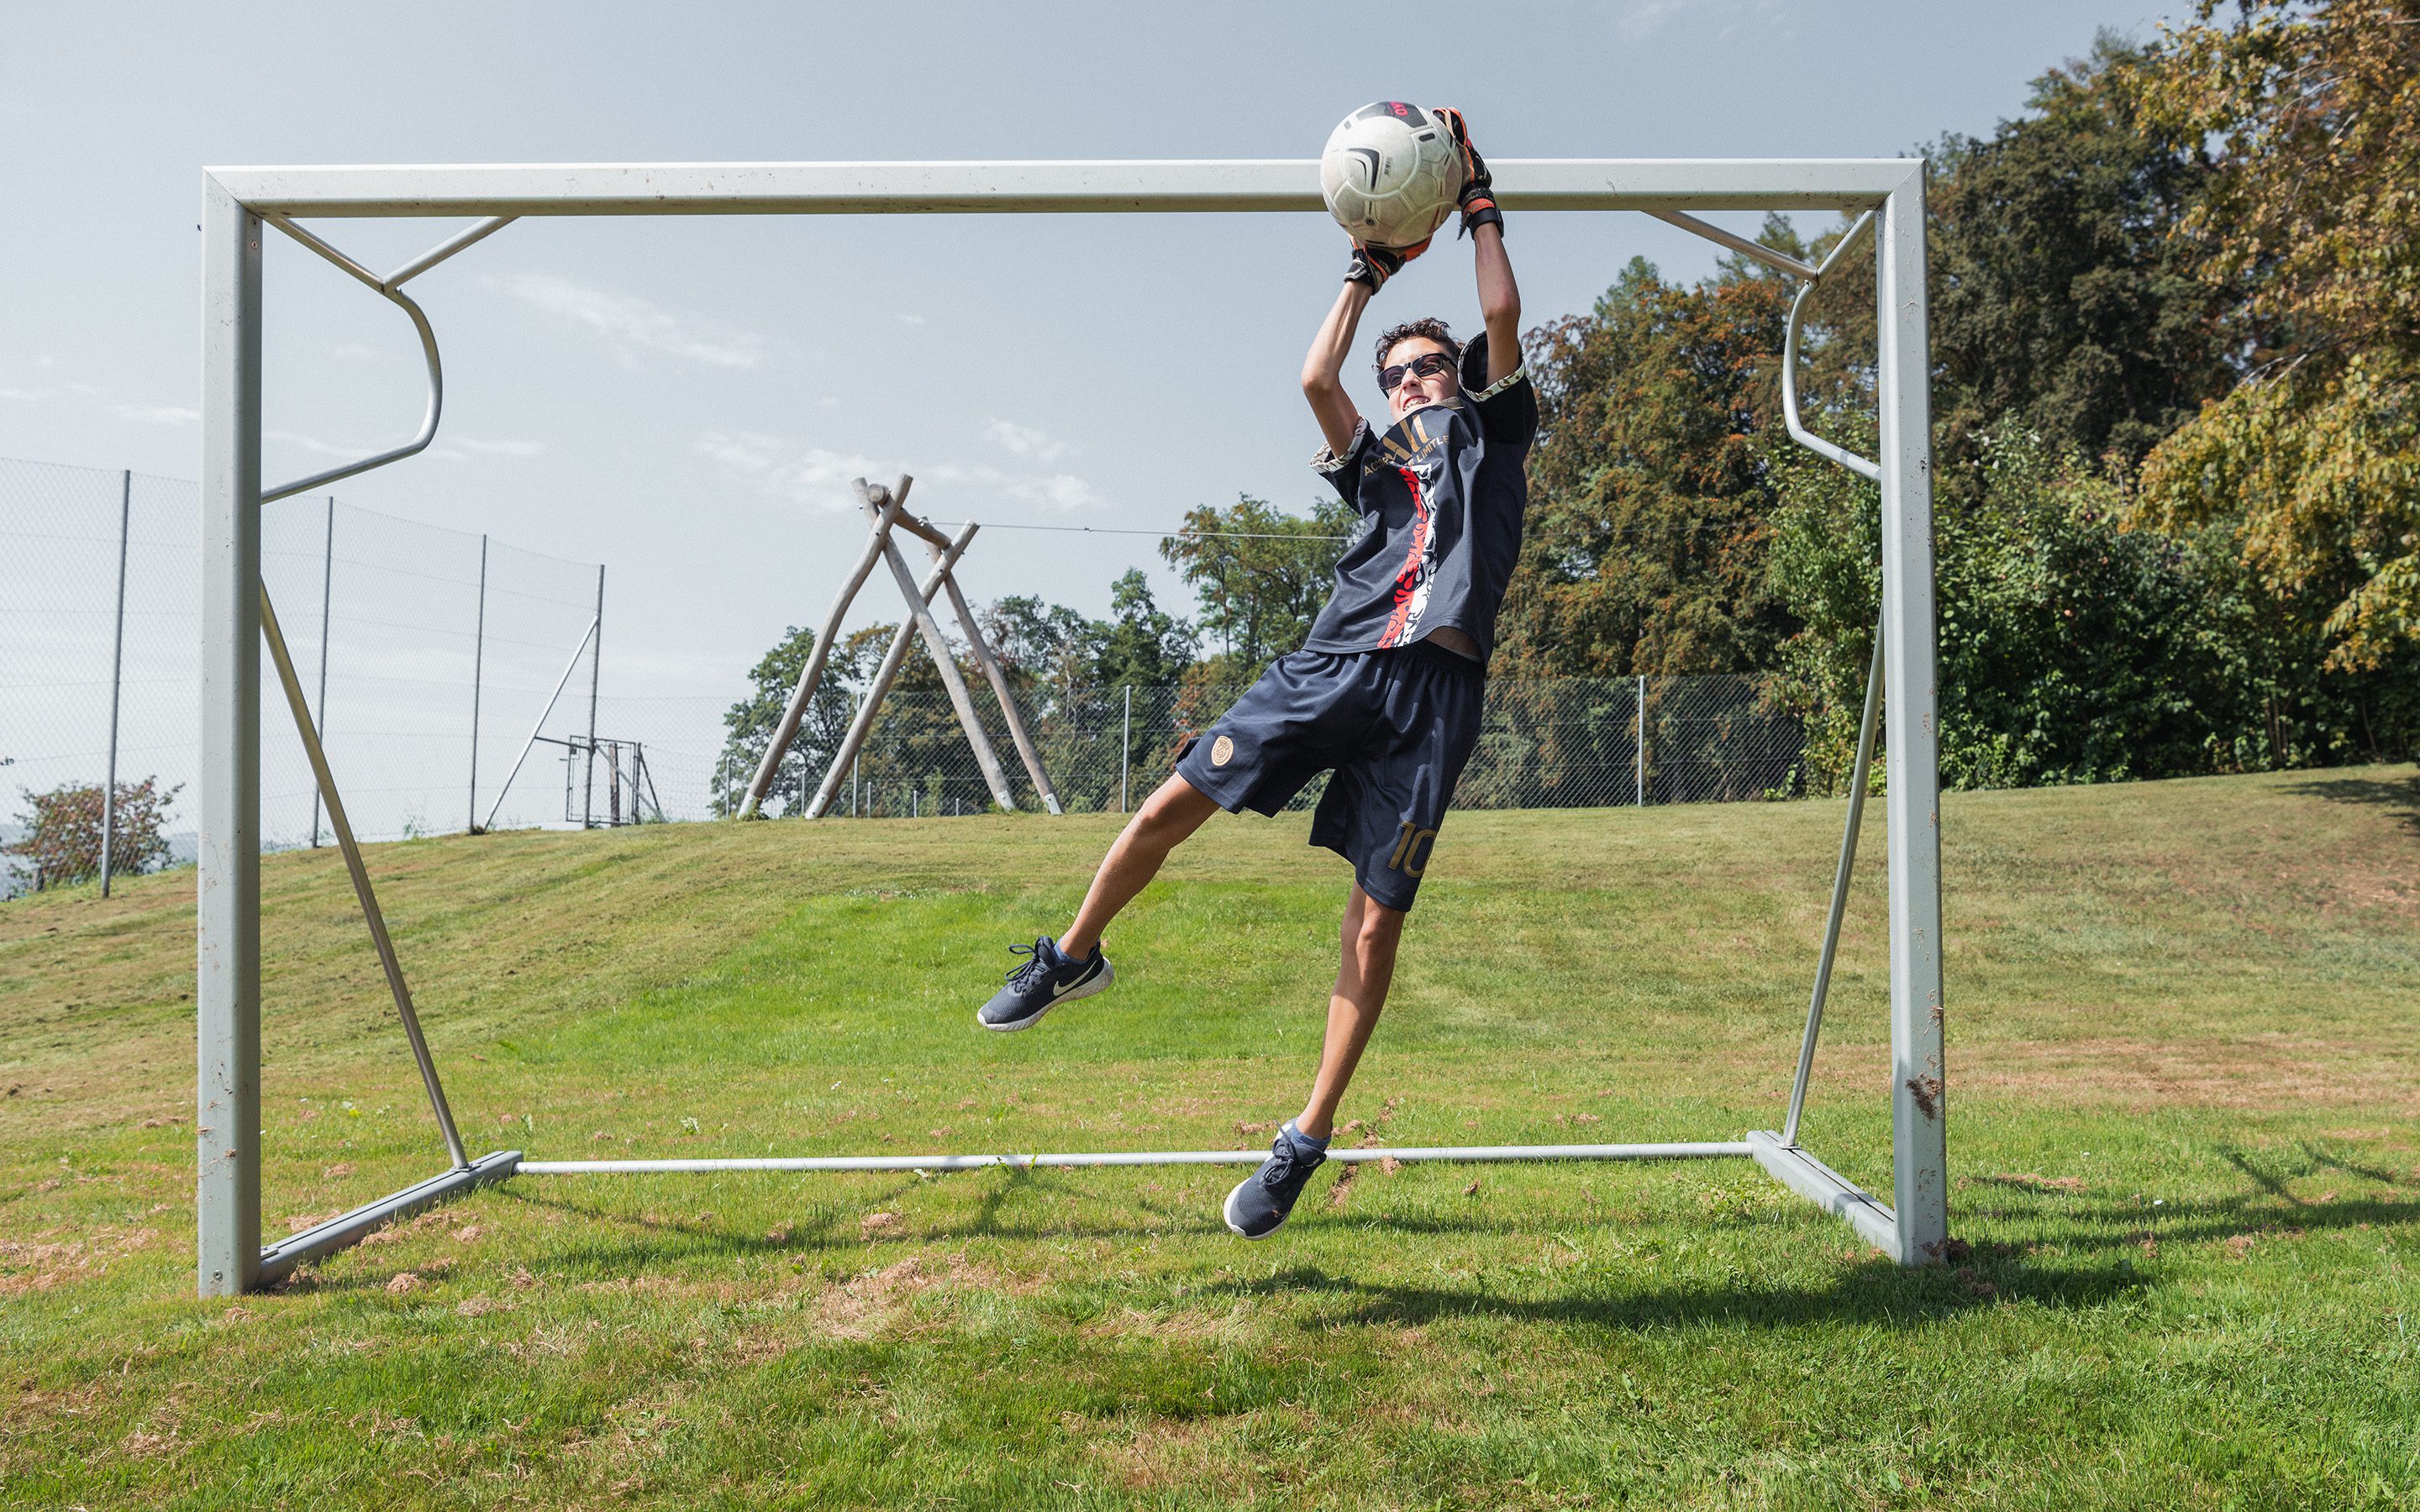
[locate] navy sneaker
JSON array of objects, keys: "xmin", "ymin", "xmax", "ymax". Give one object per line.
[
  {"xmin": 977, "ymin": 936, "xmax": 1113, "ymax": 1032},
  {"xmin": 1223, "ymin": 1122, "xmax": 1329, "ymax": 1240}
]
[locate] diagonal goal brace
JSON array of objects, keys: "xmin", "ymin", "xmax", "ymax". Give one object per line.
[{"xmin": 197, "ymin": 157, "xmax": 1948, "ymax": 1293}]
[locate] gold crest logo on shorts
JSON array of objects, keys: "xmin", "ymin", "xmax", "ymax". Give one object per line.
[{"xmin": 1211, "ymin": 735, "xmax": 1234, "ymax": 767}]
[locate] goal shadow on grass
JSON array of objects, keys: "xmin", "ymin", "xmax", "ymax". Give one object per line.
[
  {"xmin": 350, "ymin": 1157, "xmax": 2420, "ymax": 1327},
  {"xmin": 2284, "ymin": 770, "xmax": 2420, "ymax": 834}
]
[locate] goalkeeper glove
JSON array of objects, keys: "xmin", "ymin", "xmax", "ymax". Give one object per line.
[
  {"xmin": 1345, "ymin": 236, "xmax": 1428, "ymax": 291},
  {"xmin": 1433, "ymin": 107, "xmax": 1502, "ymax": 238}
]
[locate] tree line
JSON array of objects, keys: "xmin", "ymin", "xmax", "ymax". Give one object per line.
[{"xmin": 721, "ymin": 1, "xmax": 2417, "ymax": 808}]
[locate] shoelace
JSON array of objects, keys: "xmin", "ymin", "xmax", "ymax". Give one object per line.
[
  {"xmin": 1261, "ymin": 1136, "xmax": 1303, "ymax": 1189},
  {"xmin": 1004, "ymin": 940, "xmax": 1055, "ymax": 987}
]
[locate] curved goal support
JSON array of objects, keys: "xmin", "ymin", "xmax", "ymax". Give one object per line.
[
  {"xmin": 255, "ymin": 213, "xmax": 513, "ymax": 503},
  {"xmin": 196, "ymin": 158, "xmax": 1947, "ymax": 1292}
]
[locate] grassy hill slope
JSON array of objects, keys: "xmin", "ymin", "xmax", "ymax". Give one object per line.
[{"xmin": 3, "ymin": 767, "xmax": 2416, "ymax": 1508}]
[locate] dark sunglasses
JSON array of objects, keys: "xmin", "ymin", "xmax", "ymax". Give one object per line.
[{"xmin": 1377, "ymin": 352, "xmax": 1455, "ymax": 392}]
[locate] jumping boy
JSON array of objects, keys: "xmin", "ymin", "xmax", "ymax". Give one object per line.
[{"xmin": 976, "ymin": 108, "xmax": 1534, "ymax": 1239}]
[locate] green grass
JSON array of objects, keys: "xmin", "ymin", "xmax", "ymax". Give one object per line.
[{"xmin": 3, "ymin": 766, "xmax": 2417, "ymax": 1509}]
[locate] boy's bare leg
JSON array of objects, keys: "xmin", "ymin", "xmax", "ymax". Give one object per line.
[
  {"xmin": 1294, "ymin": 882, "xmax": 1404, "ymax": 1139},
  {"xmin": 1058, "ymin": 773, "xmax": 1221, "ymax": 959}
]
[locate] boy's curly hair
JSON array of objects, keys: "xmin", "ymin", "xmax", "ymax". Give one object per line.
[{"xmin": 1373, "ymin": 317, "xmax": 1460, "ymax": 375}]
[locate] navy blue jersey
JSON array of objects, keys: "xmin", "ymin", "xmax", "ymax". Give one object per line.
[{"xmin": 1301, "ymin": 365, "xmax": 1539, "ymax": 664}]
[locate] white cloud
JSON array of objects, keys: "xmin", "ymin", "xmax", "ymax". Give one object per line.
[
  {"xmin": 114, "ymin": 402, "xmax": 200, "ymax": 425},
  {"xmin": 695, "ymin": 430, "xmax": 888, "ymax": 512},
  {"xmin": 981, "ymin": 417, "xmax": 1073, "ymax": 464},
  {"xmin": 925, "ymin": 461, "xmax": 1106, "ymax": 513},
  {"xmin": 702, "ymin": 434, "xmax": 1107, "ymax": 517},
  {"xmin": 0, "ymin": 386, "xmax": 53, "ymax": 402},
  {"xmin": 1614, "ymin": 0, "xmax": 1783, "ymax": 39},
  {"xmin": 497, "ymin": 273, "xmax": 768, "ymax": 369},
  {"xmin": 897, "ymin": 313, "xmax": 927, "ymax": 326},
  {"xmin": 1005, "ymin": 473, "xmax": 1104, "ymax": 511},
  {"xmin": 266, "ymin": 427, "xmax": 360, "ymax": 458}
]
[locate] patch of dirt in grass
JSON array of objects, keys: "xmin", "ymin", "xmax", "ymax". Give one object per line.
[
  {"xmin": 807, "ymin": 1257, "xmax": 939, "ymax": 1340},
  {"xmin": 0, "ymin": 1226, "xmax": 160, "ymax": 1294},
  {"xmin": 1970, "ymin": 1036, "xmax": 2417, "ymax": 1111},
  {"xmin": 1081, "ymin": 1304, "xmax": 1247, "ymax": 1347},
  {"xmin": 119, "ymin": 1424, "xmax": 181, "ymax": 1460},
  {"xmin": 1328, "ymin": 1164, "xmax": 1358, "ymax": 1210},
  {"xmin": 1091, "ymin": 1416, "xmax": 1239, "ymax": 1496}
]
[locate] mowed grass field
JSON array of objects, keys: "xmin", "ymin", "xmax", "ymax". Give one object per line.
[{"xmin": 3, "ymin": 766, "xmax": 2417, "ymax": 1509}]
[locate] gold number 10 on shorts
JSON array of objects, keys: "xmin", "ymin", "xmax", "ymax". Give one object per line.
[{"xmin": 1387, "ymin": 820, "xmax": 1439, "ymax": 878}]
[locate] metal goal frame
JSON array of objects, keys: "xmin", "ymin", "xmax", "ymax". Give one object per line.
[{"xmin": 195, "ymin": 157, "xmax": 1947, "ymax": 1295}]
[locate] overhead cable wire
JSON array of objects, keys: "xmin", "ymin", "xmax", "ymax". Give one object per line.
[{"xmin": 950, "ymin": 521, "xmax": 1353, "ymax": 542}]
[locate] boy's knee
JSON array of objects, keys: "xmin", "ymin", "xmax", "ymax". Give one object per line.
[
  {"xmin": 1134, "ymin": 780, "xmax": 1211, "ymax": 839},
  {"xmin": 1355, "ymin": 898, "xmax": 1407, "ymax": 948}
]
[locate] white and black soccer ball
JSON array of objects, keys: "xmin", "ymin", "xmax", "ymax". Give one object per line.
[{"xmin": 1319, "ymin": 101, "xmax": 1465, "ymax": 250}]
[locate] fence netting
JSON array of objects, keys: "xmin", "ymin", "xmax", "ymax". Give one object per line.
[
  {"xmin": 742, "ymin": 675, "xmax": 1807, "ymax": 820},
  {"xmin": 2, "ymin": 458, "xmax": 605, "ymax": 892},
  {"xmin": 5, "ymin": 454, "xmax": 1817, "ymax": 897}
]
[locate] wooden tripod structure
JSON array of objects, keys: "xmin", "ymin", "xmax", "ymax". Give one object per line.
[{"xmin": 739, "ymin": 475, "xmax": 1061, "ymax": 820}]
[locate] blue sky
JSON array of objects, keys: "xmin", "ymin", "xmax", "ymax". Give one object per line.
[{"xmin": 4, "ymin": 0, "xmax": 2165, "ymax": 706}]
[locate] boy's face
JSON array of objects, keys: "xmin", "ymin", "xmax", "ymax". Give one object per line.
[{"xmin": 1381, "ymin": 336, "xmax": 1460, "ymax": 423}]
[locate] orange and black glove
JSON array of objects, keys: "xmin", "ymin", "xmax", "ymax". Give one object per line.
[
  {"xmin": 1434, "ymin": 108, "xmax": 1502, "ymax": 239},
  {"xmin": 1345, "ymin": 235, "xmax": 1428, "ymax": 291}
]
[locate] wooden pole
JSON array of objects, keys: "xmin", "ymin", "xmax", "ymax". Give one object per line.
[
  {"xmin": 859, "ymin": 479, "xmax": 1015, "ymax": 813},
  {"xmin": 925, "ymin": 536, "xmax": 1062, "ymax": 814},
  {"xmin": 808, "ymin": 519, "xmax": 980, "ymax": 818},
  {"xmin": 737, "ymin": 489, "xmax": 908, "ymax": 818}
]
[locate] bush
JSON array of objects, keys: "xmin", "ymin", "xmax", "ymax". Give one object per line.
[{"xmin": 5, "ymin": 777, "xmax": 179, "ymax": 891}]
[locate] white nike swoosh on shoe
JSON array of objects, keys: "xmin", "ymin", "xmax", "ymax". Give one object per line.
[{"xmin": 1047, "ymin": 965, "xmax": 1100, "ymax": 1000}]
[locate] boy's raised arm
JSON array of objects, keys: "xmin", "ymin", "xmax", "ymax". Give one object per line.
[
  {"xmin": 1437, "ymin": 108, "xmax": 1521, "ymax": 386},
  {"xmin": 1301, "ymin": 279, "xmax": 1371, "ymax": 459}
]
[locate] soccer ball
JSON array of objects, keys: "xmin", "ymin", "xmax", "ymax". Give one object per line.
[{"xmin": 1320, "ymin": 102, "xmax": 1465, "ymax": 250}]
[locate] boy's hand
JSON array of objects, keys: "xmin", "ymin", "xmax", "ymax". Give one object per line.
[
  {"xmin": 1345, "ymin": 236, "xmax": 1428, "ymax": 291},
  {"xmin": 1434, "ymin": 107, "xmax": 1502, "ymax": 239}
]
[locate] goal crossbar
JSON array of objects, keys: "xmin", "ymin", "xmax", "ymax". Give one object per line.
[{"xmin": 196, "ymin": 156, "xmax": 1948, "ymax": 1295}]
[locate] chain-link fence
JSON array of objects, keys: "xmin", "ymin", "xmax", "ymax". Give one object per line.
[
  {"xmin": 6, "ymin": 452, "xmax": 1815, "ymax": 895},
  {"xmin": 1, "ymin": 456, "xmax": 619, "ymax": 895},
  {"xmin": 742, "ymin": 675, "xmax": 1807, "ymax": 820}
]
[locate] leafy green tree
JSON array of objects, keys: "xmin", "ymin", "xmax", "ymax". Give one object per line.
[
  {"xmin": 1499, "ymin": 251, "xmax": 1801, "ymax": 678},
  {"xmin": 2132, "ymin": 0, "xmax": 2420, "ymax": 672},
  {"xmin": 1923, "ymin": 34, "xmax": 2237, "ymax": 475},
  {"xmin": 983, "ymin": 571, "xmax": 1199, "ymax": 811},
  {"xmin": 1157, "ymin": 494, "xmax": 1354, "ymax": 674},
  {"xmin": 1767, "ymin": 423, "xmax": 2402, "ymax": 790},
  {"xmin": 711, "ymin": 623, "xmax": 894, "ymax": 816},
  {"xmin": 987, "ymin": 569, "xmax": 1193, "ymax": 698},
  {"xmin": 6, "ymin": 777, "xmax": 178, "ymax": 890}
]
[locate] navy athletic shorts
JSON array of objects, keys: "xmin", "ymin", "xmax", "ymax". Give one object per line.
[{"xmin": 1174, "ymin": 641, "xmax": 1484, "ymax": 912}]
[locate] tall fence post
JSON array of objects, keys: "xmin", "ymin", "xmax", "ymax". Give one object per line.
[
  {"xmin": 1634, "ymin": 674, "xmax": 1646, "ymax": 807},
  {"xmin": 467, "ymin": 533, "xmax": 487, "ymax": 832},
  {"xmin": 1120, "ymin": 685, "xmax": 1133, "ymax": 813},
  {"xmin": 309, "ymin": 497, "xmax": 334, "ymax": 848},
  {"xmin": 100, "ymin": 470, "xmax": 131, "ymax": 896},
  {"xmin": 582, "ymin": 564, "xmax": 603, "ymax": 828}
]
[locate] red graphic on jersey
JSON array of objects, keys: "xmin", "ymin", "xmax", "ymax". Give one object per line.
[{"xmin": 1376, "ymin": 466, "xmax": 1434, "ymax": 648}]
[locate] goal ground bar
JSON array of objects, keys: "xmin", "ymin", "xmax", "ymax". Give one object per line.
[
  {"xmin": 513, "ymin": 1141, "xmax": 1757, "ymax": 1175},
  {"xmin": 258, "ymin": 1148, "xmax": 522, "ymax": 1285}
]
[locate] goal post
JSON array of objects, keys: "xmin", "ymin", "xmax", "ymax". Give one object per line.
[{"xmin": 196, "ymin": 157, "xmax": 1946, "ymax": 1295}]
